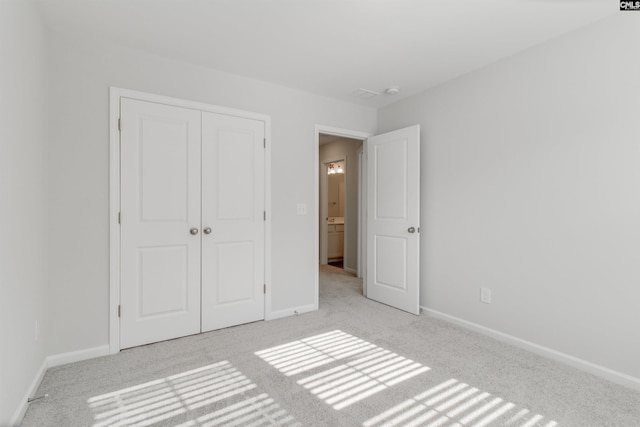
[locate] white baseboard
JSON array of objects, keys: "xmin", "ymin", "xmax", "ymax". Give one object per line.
[
  {"xmin": 266, "ymin": 303, "xmax": 318, "ymax": 321},
  {"xmin": 343, "ymin": 267, "xmax": 357, "ymax": 275},
  {"xmin": 10, "ymin": 358, "xmax": 48, "ymax": 427},
  {"xmin": 46, "ymin": 344, "xmax": 110, "ymax": 368},
  {"xmin": 10, "ymin": 345, "xmax": 110, "ymax": 426},
  {"xmin": 423, "ymin": 307, "xmax": 640, "ymax": 392}
]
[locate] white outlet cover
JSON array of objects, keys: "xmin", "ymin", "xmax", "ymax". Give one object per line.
[
  {"xmin": 480, "ymin": 288, "xmax": 491, "ymax": 304},
  {"xmin": 296, "ymin": 204, "xmax": 307, "ymax": 215}
]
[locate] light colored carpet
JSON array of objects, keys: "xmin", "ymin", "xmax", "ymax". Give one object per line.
[{"xmin": 22, "ymin": 265, "xmax": 640, "ymax": 426}]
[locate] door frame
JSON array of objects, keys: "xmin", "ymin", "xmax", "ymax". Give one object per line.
[
  {"xmin": 357, "ymin": 147, "xmax": 365, "ymax": 286},
  {"xmin": 314, "ymin": 125, "xmax": 370, "ymax": 303},
  {"xmin": 109, "ymin": 87, "xmax": 272, "ymax": 354}
]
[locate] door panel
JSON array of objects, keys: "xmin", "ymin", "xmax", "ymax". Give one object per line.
[
  {"xmin": 201, "ymin": 113, "xmax": 265, "ymax": 332},
  {"xmin": 216, "ymin": 241, "xmax": 255, "ymax": 303},
  {"xmin": 139, "ymin": 119, "xmax": 190, "ymax": 221},
  {"xmin": 138, "ymin": 246, "xmax": 189, "ymax": 316},
  {"xmin": 375, "ymin": 139, "xmax": 408, "ymax": 219},
  {"xmin": 374, "ymin": 235, "xmax": 407, "ymax": 290},
  {"xmin": 367, "ymin": 125, "xmax": 420, "ymax": 315},
  {"xmin": 120, "ymin": 98, "xmax": 202, "ymax": 348},
  {"xmin": 216, "ymin": 131, "xmax": 255, "ymax": 220}
]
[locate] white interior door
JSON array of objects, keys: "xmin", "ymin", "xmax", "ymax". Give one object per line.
[
  {"xmin": 366, "ymin": 125, "xmax": 420, "ymax": 315},
  {"xmin": 120, "ymin": 98, "xmax": 202, "ymax": 348},
  {"xmin": 201, "ymin": 112, "xmax": 265, "ymax": 332}
]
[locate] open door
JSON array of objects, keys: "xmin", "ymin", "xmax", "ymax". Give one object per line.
[{"xmin": 366, "ymin": 125, "xmax": 420, "ymax": 315}]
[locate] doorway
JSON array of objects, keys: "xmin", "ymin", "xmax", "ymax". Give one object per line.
[
  {"xmin": 314, "ymin": 124, "xmax": 422, "ymax": 317},
  {"xmin": 318, "ymin": 132, "xmax": 364, "ymax": 276},
  {"xmin": 325, "ymin": 159, "xmax": 345, "ymax": 268}
]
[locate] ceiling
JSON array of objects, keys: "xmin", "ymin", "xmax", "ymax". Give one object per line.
[{"xmin": 36, "ymin": 0, "xmax": 616, "ymax": 108}]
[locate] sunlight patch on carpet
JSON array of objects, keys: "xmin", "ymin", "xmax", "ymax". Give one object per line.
[
  {"xmin": 87, "ymin": 361, "xmax": 299, "ymax": 427},
  {"xmin": 362, "ymin": 378, "xmax": 557, "ymax": 427},
  {"xmin": 256, "ymin": 330, "xmax": 430, "ymax": 410}
]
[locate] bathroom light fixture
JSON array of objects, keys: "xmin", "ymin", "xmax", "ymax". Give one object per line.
[{"xmin": 327, "ymin": 163, "xmax": 344, "ymax": 175}]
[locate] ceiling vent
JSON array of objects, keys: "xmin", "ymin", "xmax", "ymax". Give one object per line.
[{"xmin": 352, "ymin": 88, "xmax": 380, "ymax": 99}]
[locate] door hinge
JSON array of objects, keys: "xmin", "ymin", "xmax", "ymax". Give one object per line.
[
  {"xmin": 417, "ymin": 227, "xmax": 420, "ymax": 233},
  {"xmin": 118, "ymin": 212, "xmax": 121, "ymax": 224},
  {"xmin": 263, "ymin": 211, "xmax": 266, "ymax": 221},
  {"xmin": 118, "ymin": 305, "xmax": 121, "ymax": 317},
  {"xmin": 118, "ymin": 118, "xmax": 121, "ymax": 132},
  {"xmin": 263, "ymin": 138, "xmax": 266, "ymax": 148},
  {"xmin": 264, "ymin": 284, "xmax": 266, "ymax": 294}
]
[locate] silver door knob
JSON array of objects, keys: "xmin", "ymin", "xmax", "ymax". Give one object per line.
[
  {"xmin": 190, "ymin": 227, "xmax": 199, "ymax": 235},
  {"xmin": 408, "ymin": 227, "xmax": 416, "ymax": 233},
  {"xmin": 203, "ymin": 227, "xmax": 212, "ymax": 235}
]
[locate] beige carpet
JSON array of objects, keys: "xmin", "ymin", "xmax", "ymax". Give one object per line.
[{"xmin": 22, "ymin": 265, "xmax": 640, "ymax": 426}]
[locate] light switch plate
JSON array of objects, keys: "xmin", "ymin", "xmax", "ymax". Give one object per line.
[{"xmin": 296, "ymin": 204, "xmax": 307, "ymax": 215}]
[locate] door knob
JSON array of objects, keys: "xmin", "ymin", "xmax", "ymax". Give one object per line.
[
  {"xmin": 408, "ymin": 227, "xmax": 416, "ymax": 233},
  {"xmin": 203, "ymin": 227, "xmax": 212, "ymax": 235},
  {"xmin": 190, "ymin": 227, "xmax": 199, "ymax": 235}
]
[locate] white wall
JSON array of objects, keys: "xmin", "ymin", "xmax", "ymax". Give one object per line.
[
  {"xmin": 320, "ymin": 138, "xmax": 363, "ymax": 272},
  {"xmin": 378, "ymin": 15, "xmax": 640, "ymax": 380},
  {"xmin": 46, "ymin": 33, "xmax": 376, "ymax": 355},
  {"xmin": 0, "ymin": 0, "xmax": 49, "ymax": 423}
]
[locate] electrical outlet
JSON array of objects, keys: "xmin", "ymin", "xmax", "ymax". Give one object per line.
[
  {"xmin": 480, "ymin": 288, "xmax": 491, "ymax": 304},
  {"xmin": 296, "ymin": 204, "xmax": 307, "ymax": 215}
]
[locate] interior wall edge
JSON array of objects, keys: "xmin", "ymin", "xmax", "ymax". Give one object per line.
[{"xmin": 1, "ymin": 0, "xmax": 51, "ymax": 424}]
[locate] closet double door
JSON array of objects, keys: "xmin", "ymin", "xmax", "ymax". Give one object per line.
[{"xmin": 119, "ymin": 98, "xmax": 265, "ymax": 349}]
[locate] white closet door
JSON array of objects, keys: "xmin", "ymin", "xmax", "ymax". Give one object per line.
[
  {"xmin": 120, "ymin": 98, "xmax": 202, "ymax": 349},
  {"xmin": 201, "ymin": 112, "xmax": 265, "ymax": 332}
]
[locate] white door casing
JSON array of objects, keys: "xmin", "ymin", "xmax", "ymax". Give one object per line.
[
  {"xmin": 366, "ymin": 125, "xmax": 420, "ymax": 315},
  {"xmin": 120, "ymin": 99, "xmax": 202, "ymax": 348},
  {"xmin": 201, "ymin": 112, "xmax": 265, "ymax": 331}
]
